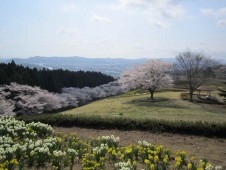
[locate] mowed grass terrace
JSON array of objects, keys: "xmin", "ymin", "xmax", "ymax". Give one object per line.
[{"xmin": 60, "ymin": 89, "xmax": 226, "ymax": 123}]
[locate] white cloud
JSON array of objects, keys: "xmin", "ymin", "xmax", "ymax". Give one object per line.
[
  {"xmin": 96, "ymin": 39, "xmax": 112, "ymax": 44},
  {"xmin": 200, "ymin": 7, "xmax": 226, "ymax": 17},
  {"xmin": 200, "ymin": 9, "xmax": 214, "ymax": 17},
  {"xmin": 149, "ymin": 18, "xmax": 168, "ymax": 27},
  {"xmin": 200, "ymin": 7, "xmax": 226, "ymax": 27},
  {"xmin": 218, "ymin": 8, "xmax": 226, "ymax": 17},
  {"xmin": 217, "ymin": 19, "xmax": 226, "ymax": 27},
  {"xmin": 62, "ymin": 3, "xmax": 79, "ymax": 12},
  {"xmin": 57, "ymin": 27, "xmax": 79, "ymax": 36},
  {"xmin": 92, "ymin": 14, "xmax": 111, "ymax": 23},
  {"xmin": 113, "ymin": 0, "xmax": 186, "ymax": 27},
  {"xmin": 117, "ymin": 0, "xmax": 149, "ymax": 10}
]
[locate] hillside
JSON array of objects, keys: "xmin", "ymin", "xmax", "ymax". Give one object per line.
[{"xmin": 59, "ymin": 90, "xmax": 226, "ymax": 123}]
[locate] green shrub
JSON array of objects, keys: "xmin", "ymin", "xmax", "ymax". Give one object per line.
[{"xmin": 17, "ymin": 114, "xmax": 226, "ymax": 138}]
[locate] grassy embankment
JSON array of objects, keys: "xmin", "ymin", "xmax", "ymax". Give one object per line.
[
  {"xmin": 59, "ymin": 89, "xmax": 226, "ymax": 123},
  {"xmin": 18, "ymin": 79, "xmax": 226, "ymax": 137}
]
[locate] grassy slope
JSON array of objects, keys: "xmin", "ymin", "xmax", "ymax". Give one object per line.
[{"xmin": 60, "ymin": 90, "xmax": 226, "ymax": 123}]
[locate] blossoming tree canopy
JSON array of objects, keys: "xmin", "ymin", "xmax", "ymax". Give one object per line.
[{"xmin": 118, "ymin": 59, "xmax": 174, "ymax": 99}]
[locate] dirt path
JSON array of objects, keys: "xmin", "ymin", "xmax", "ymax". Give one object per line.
[{"xmin": 54, "ymin": 127, "xmax": 226, "ymax": 168}]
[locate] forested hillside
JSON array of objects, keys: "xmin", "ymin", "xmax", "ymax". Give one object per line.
[{"xmin": 0, "ymin": 61, "xmax": 115, "ymax": 92}]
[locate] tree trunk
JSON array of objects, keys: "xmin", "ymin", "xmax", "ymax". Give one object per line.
[
  {"xmin": 189, "ymin": 91, "xmax": 193, "ymax": 102},
  {"xmin": 189, "ymin": 78, "xmax": 193, "ymax": 102},
  {"xmin": 151, "ymin": 91, "xmax": 154, "ymax": 99},
  {"xmin": 148, "ymin": 90, "xmax": 154, "ymax": 99}
]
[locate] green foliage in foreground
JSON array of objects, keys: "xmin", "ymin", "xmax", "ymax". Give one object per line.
[
  {"xmin": 0, "ymin": 116, "xmax": 223, "ymax": 170},
  {"xmin": 18, "ymin": 114, "xmax": 226, "ymax": 138}
]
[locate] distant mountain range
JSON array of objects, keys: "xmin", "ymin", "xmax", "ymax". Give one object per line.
[
  {"xmin": 0, "ymin": 56, "xmax": 149, "ymax": 77},
  {"xmin": 0, "ymin": 56, "xmax": 225, "ymax": 77}
]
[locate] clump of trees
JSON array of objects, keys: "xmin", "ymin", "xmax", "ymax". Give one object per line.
[
  {"xmin": 61, "ymin": 81, "xmax": 123, "ymax": 105},
  {"xmin": 0, "ymin": 83, "xmax": 77, "ymax": 116},
  {"xmin": 174, "ymin": 51, "xmax": 215, "ymax": 102},
  {"xmin": 0, "ymin": 81, "xmax": 123, "ymax": 116},
  {"xmin": 0, "ymin": 51, "xmax": 221, "ymax": 116},
  {"xmin": 0, "ymin": 96, "xmax": 15, "ymax": 116},
  {"xmin": 118, "ymin": 59, "xmax": 174, "ymax": 99},
  {"xmin": 0, "ymin": 61, "xmax": 115, "ymax": 92}
]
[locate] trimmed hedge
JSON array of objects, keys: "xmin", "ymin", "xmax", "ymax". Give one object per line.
[{"xmin": 17, "ymin": 114, "xmax": 226, "ymax": 138}]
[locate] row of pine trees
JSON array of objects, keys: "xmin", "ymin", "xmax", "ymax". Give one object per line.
[{"xmin": 0, "ymin": 61, "xmax": 115, "ymax": 92}]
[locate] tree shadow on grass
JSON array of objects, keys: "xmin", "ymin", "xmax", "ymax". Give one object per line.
[{"xmin": 125, "ymin": 97, "xmax": 188, "ymax": 109}]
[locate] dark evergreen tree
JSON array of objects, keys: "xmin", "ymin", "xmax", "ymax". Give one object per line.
[{"xmin": 0, "ymin": 61, "xmax": 115, "ymax": 92}]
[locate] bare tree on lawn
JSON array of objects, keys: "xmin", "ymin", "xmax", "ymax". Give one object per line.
[{"xmin": 174, "ymin": 51, "xmax": 215, "ymax": 102}]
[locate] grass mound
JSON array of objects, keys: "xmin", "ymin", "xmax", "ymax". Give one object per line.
[{"xmin": 58, "ymin": 91, "xmax": 226, "ymax": 123}]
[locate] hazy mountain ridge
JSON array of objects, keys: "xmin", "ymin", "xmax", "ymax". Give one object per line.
[
  {"xmin": 1, "ymin": 56, "xmax": 148, "ymax": 65},
  {"xmin": 1, "ymin": 56, "xmax": 225, "ymax": 77},
  {"xmin": 1, "ymin": 56, "xmax": 148, "ymax": 77}
]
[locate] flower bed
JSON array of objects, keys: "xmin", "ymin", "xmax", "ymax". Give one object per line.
[{"xmin": 0, "ymin": 116, "xmax": 222, "ymax": 170}]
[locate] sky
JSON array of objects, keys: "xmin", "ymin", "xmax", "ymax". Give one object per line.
[{"xmin": 0, "ymin": 0, "xmax": 226, "ymax": 59}]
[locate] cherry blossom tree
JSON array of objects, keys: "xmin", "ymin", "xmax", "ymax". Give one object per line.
[
  {"xmin": 0, "ymin": 81, "xmax": 122, "ymax": 116},
  {"xmin": 61, "ymin": 81, "xmax": 122, "ymax": 105},
  {"xmin": 0, "ymin": 96, "xmax": 15, "ymax": 116},
  {"xmin": 0, "ymin": 83, "xmax": 77, "ymax": 115},
  {"xmin": 118, "ymin": 59, "xmax": 174, "ymax": 99}
]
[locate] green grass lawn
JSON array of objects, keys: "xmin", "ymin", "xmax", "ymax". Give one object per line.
[{"xmin": 59, "ymin": 90, "xmax": 226, "ymax": 123}]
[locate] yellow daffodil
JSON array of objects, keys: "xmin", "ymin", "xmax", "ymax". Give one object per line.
[
  {"xmin": 133, "ymin": 160, "xmax": 137, "ymax": 166},
  {"xmin": 154, "ymin": 155, "xmax": 159, "ymax": 163},
  {"xmin": 150, "ymin": 164, "xmax": 155, "ymax": 170},
  {"xmin": 187, "ymin": 163, "xmax": 192, "ymax": 170},
  {"xmin": 120, "ymin": 154, "xmax": 124, "ymax": 160},
  {"xmin": 148, "ymin": 154, "xmax": 153, "ymax": 160},
  {"xmin": 107, "ymin": 148, "xmax": 112, "ymax": 153},
  {"xmin": 163, "ymin": 155, "xmax": 169, "ymax": 164},
  {"xmin": 144, "ymin": 159, "xmax": 150, "ymax": 164},
  {"xmin": 190, "ymin": 155, "xmax": 196, "ymax": 161}
]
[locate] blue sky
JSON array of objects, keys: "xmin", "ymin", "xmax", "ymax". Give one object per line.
[{"xmin": 0, "ymin": 0, "xmax": 226, "ymax": 59}]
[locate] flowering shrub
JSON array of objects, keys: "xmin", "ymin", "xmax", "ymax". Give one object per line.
[
  {"xmin": 26, "ymin": 121, "xmax": 54, "ymax": 137},
  {"xmin": 0, "ymin": 83, "xmax": 77, "ymax": 116},
  {"xmin": 61, "ymin": 81, "xmax": 123, "ymax": 105},
  {"xmin": 91, "ymin": 135, "xmax": 120, "ymax": 148},
  {"xmin": 0, "ymin": 82, "xmax": 122, "ymax": 116},
  {"xmin": 115, "ymin": 160, "xmax": 134, "ymax": 170},
  {"xmin": 0, "ymin": 116, "xmax": 223, "ymax": 170}
]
